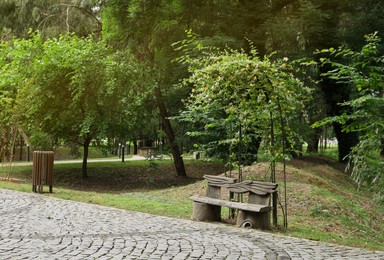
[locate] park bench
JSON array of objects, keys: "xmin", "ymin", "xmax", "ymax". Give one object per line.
[{"xmin": 190, "ymin": 175, "xmax": 277, "ymax": 229}]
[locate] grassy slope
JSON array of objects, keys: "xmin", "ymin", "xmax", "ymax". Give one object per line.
[{"xmin": 0, "ymin": 158, "xmax": 383, "ymax": 251}]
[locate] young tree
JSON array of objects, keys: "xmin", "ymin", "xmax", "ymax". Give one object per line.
[
  {"xmin": 177, "ymin": 40, "xmax": 311, "ymax": 228},
  {"xmin": 102, "ymin": 0, "xmax": 191, "ymax": 176}
]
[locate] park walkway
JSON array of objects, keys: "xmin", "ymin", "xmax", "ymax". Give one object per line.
[{"xmin": 0, "ymin": 189, "xmax": 383, "ymax": 259}]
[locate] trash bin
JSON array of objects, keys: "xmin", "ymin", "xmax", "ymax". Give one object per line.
[{"xmin": 32, "ymin": 151, "xmax": 54, "ymax": 193}]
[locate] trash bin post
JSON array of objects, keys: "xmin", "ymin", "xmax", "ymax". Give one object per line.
[{"xmin": 32, "ymin": 151, "xmax": 54, "ymax": 193}]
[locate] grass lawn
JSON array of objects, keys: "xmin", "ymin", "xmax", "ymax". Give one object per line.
[{"xmin": 0, "ymin": 157, "xmax": 383, "ymax": 251}]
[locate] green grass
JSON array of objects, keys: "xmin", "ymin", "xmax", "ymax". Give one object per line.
[
  {"xmin": 280, "ymin": 173, "xmax": 384, "ymax": 250},
  {"xmin": 0, "ymin": 182, "xmax": 193, "ymax": 218}
]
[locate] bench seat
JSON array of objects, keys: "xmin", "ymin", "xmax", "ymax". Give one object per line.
[{"xmin": 190, "ymin": 195, "xmax": 271, "ymax": 212}]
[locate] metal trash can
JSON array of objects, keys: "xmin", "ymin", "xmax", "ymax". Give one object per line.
[{"xmin": 32, "ymin": 151, "xmax": 54, "ymax": 193}]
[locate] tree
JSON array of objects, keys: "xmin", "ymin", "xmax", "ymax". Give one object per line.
[
  {"xmin": 0, "ymin": 31, "xmax": 39, "ymax": 162},
  {"xmin": 177, "ymin": 40, "xmax": 311, "ymax": 228},
  {"xmin": 0, "ymin": 0, "xmax": 104, "ymax": 165},
  {"xmin": 0, "ymin": 32, "xmax": 148, "ymax": 177},
  {"xmin": 101, "ymin": 0, "xmax": 310, "ymax": 176},
  {"xmin": 102, "ymin": 0, "xmax": 191, "ymax": 176},
  {"xmin": 313, "ymin": 33, "xmax": 384, "ymax": 189},
  {"xmin": 0, "ymin": 86, "xmax": 17, "ymax": 163}
]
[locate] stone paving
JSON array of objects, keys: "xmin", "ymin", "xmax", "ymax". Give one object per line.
[{"xmin": 0, "ymin": 189, "xmax": 383, "ymax": 259}]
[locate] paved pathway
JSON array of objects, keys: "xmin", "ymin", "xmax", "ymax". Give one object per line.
[{"xmin": 1, "ymin": 189, "xmax": 383, "ymax": 259}]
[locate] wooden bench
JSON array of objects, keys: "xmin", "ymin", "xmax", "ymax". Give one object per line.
[{"xmin": 190, "ymin": 175, "xmax": 277, "ymax": 229}]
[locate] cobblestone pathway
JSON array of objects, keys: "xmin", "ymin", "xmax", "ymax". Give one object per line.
[{"xmin": 0, "ymin": 189, "xmax": 383, "ymax": 259}]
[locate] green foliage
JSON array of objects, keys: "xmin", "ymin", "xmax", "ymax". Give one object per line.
[
  {"xmin": 263, "ymin": 0, "xmax": 332, "ymax": 55},
  {"xmin": 18, "ymin": 33, "xmax": 142, "ymax": 142},
  {"xmin": 0, "ymin": 31, "xmax": 150, "ymax": 175},
  {"xmin": 314, "ymin": 33, "xmax": 384, "ymax": 190},
  {"xmin": 100, "ymin": 0, "xmax": 384, "ymax": 164},
  {"xmin": 176, "ymin": 37, "xmax": 311, "ymax": 167},
  {"xmin": 338, "ymin": 0, "xmax": 384, "ymax": 49}
]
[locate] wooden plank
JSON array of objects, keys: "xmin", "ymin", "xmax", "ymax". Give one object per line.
[
  {"xmin": 47, "ymin": 152, "xmax": 54, "ymax": 191},
  {"xmin": 204, "ymin": 175, "xmax": 236, "ymax": 182},
  {"xmin": 226, "ymin": 186, "xmax": 250, "ymax": 194},
  {"xmin": 249, "ymin": 183, "xmax": 278, "ymax": 191},
  {"xmin": 251, "ymin": 180, "xmax": 278, "ymax": 188},
  {"xmin": 227, "ymin": 184, "xmax": 270, "ymax": 195},
  {"xmin": 227, "ymin": 181, "xmax": 278, "ymax": 195},
  {"xmin": 248, "ymin": 186, "xmax": 274, "ymax": 195},
  {"xmin": 204, "ymin": 175, "xmax": 236, "ymax": 186},
  {"xmin": 190, "ymin": 195, "xmax": 271, "ymax": 213},
  {"xmin": 41, "ymin": 152, "xmax": 47, "ymax": 193}
]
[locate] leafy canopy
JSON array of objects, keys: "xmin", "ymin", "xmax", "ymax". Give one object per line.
[
  {"xmin": 0, "ymin": 31, "xmax": 150, "ymax": 176},
  {"xmin": 177, "ymin": 37, "xmax": 311, "ymax": 164}
]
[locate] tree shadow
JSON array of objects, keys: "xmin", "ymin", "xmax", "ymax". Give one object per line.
[{"xmin": 52, "ymin": 162, "xmax": 225, "ymax": 193}]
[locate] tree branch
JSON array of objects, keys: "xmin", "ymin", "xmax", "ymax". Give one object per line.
[
  {"xmin": 55, "ymin": 4, "xmax": 102, "ymax": 31},
  {"xmin": 66, "ymin": 6, "xmax": 70, "ymax": 33},
  {"xmin": 67, "ymin": 138, "xmax": 85, "ymax": 146}
]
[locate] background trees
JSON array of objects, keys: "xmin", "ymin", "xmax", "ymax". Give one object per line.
[
  {"xmin": 0, "ymin": 0, "xmax": 100, "ymax": 39},
  {"xmin": 0, "ymin": 32, "xmax": 149, "ymax": 177},
  {"xmin": 0, "ymin": 0, "xmax": 104, "ymax": 167},
  {"xmin": 0, "ymin": 0, "xmax": 383, "ymax": 187},
  {"xmin": 99, "ymin": 0, "xmax": 318, "ymax": 176}
]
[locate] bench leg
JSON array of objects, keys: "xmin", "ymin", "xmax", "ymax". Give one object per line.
[
  {"xmin": 236, "ymin": 210, "xmax": 271, "ymax": 230},
  {"xmin": 192, "ymin": 202, "xmax": 221, "ymax": 222}
]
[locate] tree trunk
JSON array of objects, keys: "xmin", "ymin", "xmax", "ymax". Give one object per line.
[
  {"xmin": 155, "ymin": 85, "xmax": 187, "ymax": 177},
  {"xmin": 319, "ymin": 59, "xmax": 359, "ymax": 163},
  {"xmin": 133, "ymin": 138, "xmax": 138, "ymax": 154},
  {"xmin": 12, "ymin": 138, "xmax": 16, "ymax": 160},
  {"xmin": 333, "ymin": 122, "xmax": 359, "ymax": 162},
  {"xmin": 288, "ymin": 139, "xmax": 302, "ymax": 159},
  {"xmin": 19, "ymin": 136, "xmax": 23, "ymax": 161},
  {"xmin": 322, "ymin": 126, "xmax": 328, "ymax": 151},
  {"xmin": 306, "ymin": 128, "xmax": 321, "ymax": 153},
  {"xmin": 82, "ymin": 136, "xmax": 92, "ymax": 178}
]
